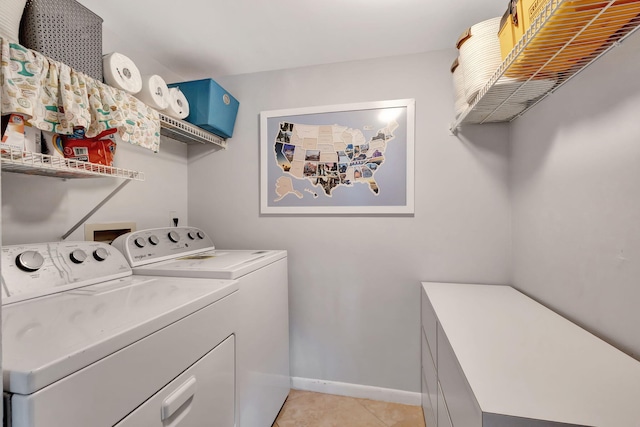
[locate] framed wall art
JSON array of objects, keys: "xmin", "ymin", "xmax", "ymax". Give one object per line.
[{"xmin": 260, "ymin": 99, "xmax": 415, "ymax": 215}]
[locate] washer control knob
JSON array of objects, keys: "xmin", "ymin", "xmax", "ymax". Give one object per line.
[
  {"xmin": 187, "ymin": 231, "xmax": 196, "ymax": 240},
  {"xmin": 134, "ymin": 237, "xmax": 147, "ymax": 248},
  {"xmin": 149, "ymin": 235, "xmax": 159, "ymax": 246},
  {"xmin": 197, "ymin": 231, "xmax": 205, "ymax": 239},
  {"xmin": 168, "ymin": 231, "xmax": 180, "ymax": 243},
  {"xmin": 93, "ymin": 248, "xmax": 109, "ymax": 261},
  {"xmin": 16, "ymin": 251, "xmax": 45, "ymax": 272},
  {"xmin": 70, "ymin": 249, "xmax": 88, "ymax": 264}
]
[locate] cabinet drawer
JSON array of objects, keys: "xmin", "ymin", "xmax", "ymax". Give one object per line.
[
  {"xmin": 437, "ymin": 322, "xmax": 482, "ymax": 427},
  {"xmin": 421, "ymin": 327, "xmax": 438, "ymax": 412},
  {"xmin": 437, "ymin": 381, "xmax": 453, "ymax": 427},
  {"xmin": 115, "ymin": 335, "xmax": 235, "ymax": 427},
  {"xmin": 421, "ymin": 284, "xmax": 438, "ymax": 364},
  {"xmin": 422, "ymin": 370, "xmax": 436, "ymax": 427}
]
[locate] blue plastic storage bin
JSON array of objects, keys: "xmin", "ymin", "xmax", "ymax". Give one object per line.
[{"xmin": 168, "ymin": 79, "xmax": 239, "ymax": 139}]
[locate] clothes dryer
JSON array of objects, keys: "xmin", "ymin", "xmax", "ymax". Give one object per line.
[
  {"xmin": 112, "ymin": 227, "xmax": 290, "ymax": 427},
  {"xmin": 2, "ymin": 240, "xmax": 238, "ymax": 427}
]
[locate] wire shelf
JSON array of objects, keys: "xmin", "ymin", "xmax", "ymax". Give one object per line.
[
  {"xmin": 159, "ymin": 113, "xmax": 227, "ymax": 149},
  {"xmin": 452, "ymin": 0, "xmax": 640, "ymax": 131},
  {"xmin": 1, "ymin": 149, "xmax": 145, "ymax": 180}
]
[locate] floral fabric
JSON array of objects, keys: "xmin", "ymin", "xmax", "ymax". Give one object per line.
[{"xmin": 0, "ymin": 38, "xmax": 160, "ymax": 152}]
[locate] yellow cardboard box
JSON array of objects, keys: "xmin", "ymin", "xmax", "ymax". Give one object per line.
[{"xmin": 507, "ymin": 0, "xmax": 640, "ymax": 77}]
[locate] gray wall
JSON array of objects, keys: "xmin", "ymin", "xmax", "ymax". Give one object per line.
[
  {"xmin": 188, "ymin": 50, "xmax": 511, "ymax": 392},
  {"xmin": 511, "ymin": 32, "xmax": 640, "ymax": 359},
  {"xmin": 2, "ymin": 137, "xmax": 189, "ymax": 244}
]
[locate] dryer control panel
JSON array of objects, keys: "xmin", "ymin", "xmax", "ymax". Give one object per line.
[
  {"xmin": 111, "ymin": 227, "xmax": 215, "ymax": 267},
  {"xmin": 1, "ymin": 241, "xmax": 132, "ymax": 304}
]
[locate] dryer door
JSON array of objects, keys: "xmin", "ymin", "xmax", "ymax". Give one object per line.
[{"xmin": 115, "ymin": 335, "xmax": 235, "ymax": 427}]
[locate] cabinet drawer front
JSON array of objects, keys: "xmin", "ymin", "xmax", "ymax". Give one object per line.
[
  {"xmin": 437, "ymin": 381, "xmax": 453, "ymax": 427},
  {"xmin": 422, "ymin": 370, "xmax": 436, "ymax": 427},
  {"xmin": 115, "ymin": 335, "xmax": 235, "ymax": 427},
  {"xmin": 421, "ymin": 285, "xmax": 438, "ymax": 365},
  {"xmin": 421, "ymin": 327, "xmax": 438, "ymax": 412},
  {"xmin": 437, "ymin": 323, "xmax": 482, "ymax": 427}
]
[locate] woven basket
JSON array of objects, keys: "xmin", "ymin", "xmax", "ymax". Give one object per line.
[{"xmin": 19, "ymin": 0, "xmax": 103, "ymax": 80}]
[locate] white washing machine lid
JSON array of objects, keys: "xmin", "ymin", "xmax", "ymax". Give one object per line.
[
  {"xmin": 2, "ymin": 275, "xmax": 238, "ymax": 395},
  {"xmin": 132, "ymin": 250, "xmax": 287, "ymax": 280}
]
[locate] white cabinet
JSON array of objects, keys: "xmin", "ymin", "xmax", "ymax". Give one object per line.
[
  {"xmin": 436, "ymin": 322, "xmax": 481, "ymax": 427},
  {"xmin": 436, "ymin": 383, "xmax": 453, "ymax": 427},
  {"xmin": 421, "ymin": 282, "xmax": 640, "ymax": 427},
  {"xmin": 421, "ymin": 371, "xmax": 436, "ymax": 427}
]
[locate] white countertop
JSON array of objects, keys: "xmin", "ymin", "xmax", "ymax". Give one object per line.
[{"xmin": 423, "ymin": 282, "xmax": 640, "ymax": 426}]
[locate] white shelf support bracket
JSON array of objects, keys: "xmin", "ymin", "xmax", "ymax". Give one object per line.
[{"xmin": 61, "ymin": 179, "xmax": 133, "ymax": 240}]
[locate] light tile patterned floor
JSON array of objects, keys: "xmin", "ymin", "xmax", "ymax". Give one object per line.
[{"xmin": 273, "ymin": 390, "xmax": 426, "ymax": 427}]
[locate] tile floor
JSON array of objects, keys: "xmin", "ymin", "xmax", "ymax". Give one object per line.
[{"xmin": 272, "ymin": 389, "xmax": 426, "ymax": 427}]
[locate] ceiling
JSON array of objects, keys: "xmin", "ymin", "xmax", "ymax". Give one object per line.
[{"xmin": 77, "ymin": 0, "xmax": 505, "ymax": 80}]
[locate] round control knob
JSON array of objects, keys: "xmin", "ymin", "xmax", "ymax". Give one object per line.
[
  {"xmin": 16, "ymin": 251, "xmax": 45, "ymax": 272},
  {"xmin": 149, "ymin": 235, "xmax": 159, "ymax": 245},
  {"xmin": 187, "ymin": 231, "xmax": 196, "ymax": 240},
  {"xmin": 93, "ymin": 248, "xmax": 109, "ymax": 261},
  {"xmin": 168, "ymin": 231, "xmax": 180, "ymax": 243},
  {"xmin": 197, "ymin": 231, "xmax": 205, "ymax": 239},
  {"xmin": 134, "ymin": 237, "xmax": 147, "ymax": 248},
  {"xmin": 70, "ymin": 249, "xmax": 87, "ymax": 264}
]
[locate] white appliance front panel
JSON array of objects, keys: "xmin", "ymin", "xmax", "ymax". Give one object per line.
[
  {"xmin": 236, "ymin": 258, "xmax": 290, "ymax": 427},
  {"xmin": 3, "ymin": 275, "xmax": 238, "ymax": 394},
  {"xmin": 111, "ymin": 227, "xmax": 215, "ymax": 267},
  {"xmin": 133, "ymin": 249, "xmax": 287, "ymax": 279},
  {"xmin": 9, "ymin": 290, "xmax": 238, "ymax": 427},
  {"xmin": 115, "ymin": 335, "xmax": 235, "ymax": 427},
  {"xmin": 1, "ymin": 241, "xmax": 132, "ymax": 303},
  {"xmin": 113, "ymin": 227, "xmax": 290, "ymax": 427}
]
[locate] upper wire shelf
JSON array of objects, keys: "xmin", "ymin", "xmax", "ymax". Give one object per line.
[
  {"xmin": 1, "ymin": 149, "xmax": 145, "ymax": 180},
  {"xmin": 159, "ymin": 113, "xmax": 227, "ymax": 149},
  {"xmin": 451, "ymin": 0, "xmax": 640, "ymax": 132}
]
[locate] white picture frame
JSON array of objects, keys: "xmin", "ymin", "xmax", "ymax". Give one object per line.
[{"xmin": 260, "ymin": 99, "xmax": 415, "ymax": 215}]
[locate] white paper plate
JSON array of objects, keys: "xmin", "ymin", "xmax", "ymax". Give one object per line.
[{"xmin": 459, "ymin": 17, "xmax": 503, "ymax": 104}]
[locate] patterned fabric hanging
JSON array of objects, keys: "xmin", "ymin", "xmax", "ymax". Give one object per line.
[{"xmin": 0, "ymin": 38, "xmax": 160, "ymax": 152}]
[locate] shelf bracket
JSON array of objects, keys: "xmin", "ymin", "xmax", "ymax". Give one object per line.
[{"xmin": 61, "ymin": 179, "xmax": 133, "ymax": 240}]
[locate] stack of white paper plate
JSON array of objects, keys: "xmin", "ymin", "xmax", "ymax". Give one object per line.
[
  {"xmin": 451, "ymin": 58, "xmax": 469, "ymax": 118},
  {"xmin": 459, "ymin": 16, "xmax": 503, "ymax": 104}
]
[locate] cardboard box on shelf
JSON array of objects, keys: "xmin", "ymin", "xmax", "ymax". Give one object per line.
[{"xmin": 1, "ymin": 114, "xmax": 26, "ymax": 158}]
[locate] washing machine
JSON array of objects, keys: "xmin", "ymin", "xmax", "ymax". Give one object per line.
[
  {"xmin": 111, "ymin": 227, "xmax": 290, "ymax": 427},
  {"xmin": 2, "ymin": 240, "xmax": 239, "ymax": 427}
]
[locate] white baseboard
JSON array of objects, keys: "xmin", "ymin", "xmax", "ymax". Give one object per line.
[{"xmin": 290, "ymin": 377, "xmax": 421, "ymax": 406}]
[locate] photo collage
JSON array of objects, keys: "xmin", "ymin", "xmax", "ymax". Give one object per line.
[{"xmin": 274, "ymin": 121, "xmax": 391, "ymax": 196}]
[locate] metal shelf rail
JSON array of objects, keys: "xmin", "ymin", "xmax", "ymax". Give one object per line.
[
  {"xmin": 159, "ymin": 113, "xmax": 227, "ymax": 149},
  {"xmin": 451, "ymin": 0, "xmax": 640, "ymax": 133},
  {"xmin": 1, "ymin": 149, "xmax": 145, "ymax": 180}
]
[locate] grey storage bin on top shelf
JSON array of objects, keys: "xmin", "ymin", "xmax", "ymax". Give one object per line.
[{"xmin": 19, "ymin": 0, "xmax": 104, "ymax": 81}]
